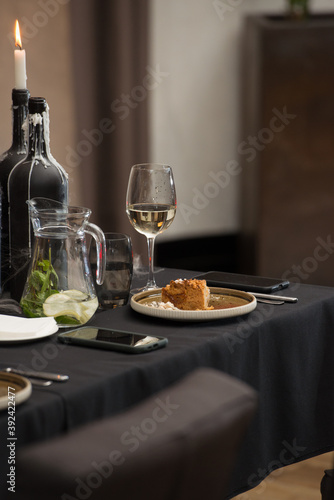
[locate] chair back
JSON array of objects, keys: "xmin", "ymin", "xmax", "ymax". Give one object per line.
[{"xmin": 15, "ymin": 368, "xmax": 257, "ymax": 500}]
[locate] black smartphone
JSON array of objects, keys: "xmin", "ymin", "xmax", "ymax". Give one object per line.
[
  {"xmin": 58, "ymin": 327, "xmax": 168, "ymax": 354},
  {"xmin": 194, "ymin": 271, "xmax": 290, "ymax": 293}
]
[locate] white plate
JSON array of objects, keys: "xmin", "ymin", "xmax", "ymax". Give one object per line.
[
  {"xmin": 0, "ymin": 372, "xmax": 32, "ymax": 411},
  {"xmin": 0, "ymin": 315, "xmax": 58, "ymax": 343},
  {"xmin": 131, "ymin": 287, "xmax": 257, "ymax": 322}
]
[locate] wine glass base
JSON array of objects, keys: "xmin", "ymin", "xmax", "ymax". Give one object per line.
[{"xmin": 130, "ymin": 283, "xmax": 160, "ymax": 295}]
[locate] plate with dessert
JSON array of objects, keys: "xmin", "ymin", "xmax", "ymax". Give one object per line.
[{"xmin": 130, "ymin": 279, "xmax": 257, "ymax": 321}]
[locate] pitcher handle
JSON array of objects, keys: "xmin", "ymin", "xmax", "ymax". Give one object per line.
[{"xmin": 86, "ymin": 223, "xmax": 106, "ymax": 285}]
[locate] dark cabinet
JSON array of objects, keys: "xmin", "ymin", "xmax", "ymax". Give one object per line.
[{"xmin": 240, "ymin": 15, "xmax": 334, "ymax": 285}]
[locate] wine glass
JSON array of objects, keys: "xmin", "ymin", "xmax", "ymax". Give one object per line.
[{"xmin": 126, "ymin": 163, "xmax": 176, "ymax": 292}]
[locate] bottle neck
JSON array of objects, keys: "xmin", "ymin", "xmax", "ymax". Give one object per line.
[
  {"xmin": 11, "ymin": 100, "xmax": 28, "ymax": 154},
  {"xmin": 28, "ymin": 114, "xmax": 48, "ymax": 159}
]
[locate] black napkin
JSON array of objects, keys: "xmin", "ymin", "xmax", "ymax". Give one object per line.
[{"xmin": 0, "ymin": 298, "xmax": 23, "ymax": 317}]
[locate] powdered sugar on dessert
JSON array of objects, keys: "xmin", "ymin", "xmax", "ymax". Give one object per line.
[{"xmin": 148, "ymin": 300, "xmax": 179, "ymax": 310}]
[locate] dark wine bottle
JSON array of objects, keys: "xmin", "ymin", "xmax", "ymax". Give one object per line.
[
  {"xmin": 0, "ymin": 89, "xmax": 29, "ymax": 295},
  {"xmin": 8, "ymin": 97, "xmax": 68, "ymax": 301}
]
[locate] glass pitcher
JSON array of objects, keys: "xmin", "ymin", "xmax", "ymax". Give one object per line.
[{"xmin": 20, "ymin": 197, "xmax": 106, "ymax": 327}]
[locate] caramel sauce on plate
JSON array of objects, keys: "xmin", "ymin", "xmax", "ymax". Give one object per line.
[{"xmin": 209, "ymin": 294, "xmax": 248, "ymax": 310}]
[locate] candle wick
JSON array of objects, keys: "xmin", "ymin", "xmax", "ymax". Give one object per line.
[{"xmin": 15, "ymin": 44, "xmax": 22, "ymax": 50}]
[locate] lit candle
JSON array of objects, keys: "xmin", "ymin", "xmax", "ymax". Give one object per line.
[{"xmin": 14, "ymin": 20, "xmax": 27, "ymax": 89}]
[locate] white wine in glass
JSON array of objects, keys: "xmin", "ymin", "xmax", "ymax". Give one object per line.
[{"xmin": 126, "ymin": 163, "xmax": 176, "ymax": 291}]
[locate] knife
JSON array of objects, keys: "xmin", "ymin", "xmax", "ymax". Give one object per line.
[{"xmin": 5, "ymin": 367, "xmax": 69, "ymax": 382}]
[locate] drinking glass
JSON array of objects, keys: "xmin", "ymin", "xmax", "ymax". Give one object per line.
[
  {"xmin": 126, "ymin": 163, "xmax": 176, "ymax": 292},
  {"xmin": 90, "ymin": 233, "xmax": 133, "ymax": 309}
]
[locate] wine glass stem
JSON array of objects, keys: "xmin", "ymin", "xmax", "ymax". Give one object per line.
[{"xmin": 146, "ymin": 236, "xmax": 156, "ymax": 289}]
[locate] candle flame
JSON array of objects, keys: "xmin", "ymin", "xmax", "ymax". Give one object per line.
[{"xmin": 15, "ymin": 20, "xmax": 22, "ymax": 49}]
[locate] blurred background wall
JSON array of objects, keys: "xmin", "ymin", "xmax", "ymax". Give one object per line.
[
  {"xmin": 1, "ymin": 0, "xmax": 334, "ymax": 281},
  {"xmin": 0, "ymin": 0, "xmax": 78, "ymax": 201}
]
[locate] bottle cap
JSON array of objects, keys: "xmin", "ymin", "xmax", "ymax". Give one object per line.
[
  {"xmin": 29, "ymin": 97, "xmax": 47, "ymax": 114},
  {"xmin": 12, "ymin": 88, "xmax": 30, "ymax": 106}
]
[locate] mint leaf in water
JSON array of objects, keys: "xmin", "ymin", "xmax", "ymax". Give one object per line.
[{"xmin": 20, "ymin": 257, "xmax": 59, "ymax": 318}]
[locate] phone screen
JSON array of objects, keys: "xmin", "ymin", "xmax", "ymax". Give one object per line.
[{"xmin": 58, "ymin": 327, "xmax": 167, "ymax": 353}]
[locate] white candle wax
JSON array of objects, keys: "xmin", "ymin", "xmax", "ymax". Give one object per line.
[{"xmin": 14, "ymin": 48, "xmax": 27, "ymax": 89}]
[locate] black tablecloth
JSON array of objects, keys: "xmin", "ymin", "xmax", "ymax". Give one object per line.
[{"xmin": 1, "ymin": 268, "xmax": 334, "ymax": 498}]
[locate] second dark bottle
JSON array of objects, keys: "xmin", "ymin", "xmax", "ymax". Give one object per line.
[{"xmin": 8, "ymin": 97, "xmax": 68, "ymax": 301}]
